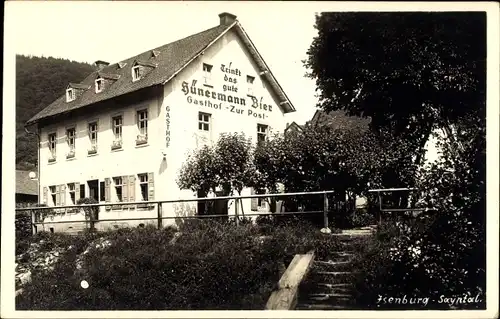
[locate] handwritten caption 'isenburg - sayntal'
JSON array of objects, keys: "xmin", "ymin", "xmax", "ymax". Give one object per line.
[{"xmin": 181, "ymin": 63, "xmax": 274, "ymax": 119}]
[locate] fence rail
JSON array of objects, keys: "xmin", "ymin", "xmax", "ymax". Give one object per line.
[{"xmin": 16, "ymin": 190, "xmax": 337, "ymax": 234}]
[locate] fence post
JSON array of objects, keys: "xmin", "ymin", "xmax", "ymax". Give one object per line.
[
  {"xmin": 323, "ymin": 192, "xmax": 329, "ymax": 229},
  {"xmin": 157, "ymin": 202, "xmax": 163, "ymax": 229},
  {"xmin": 31, "ymin": 209, "xmax": 36, "ymax": 235},
  {"xmin": 235, "ymin": 198, "xmax": 240, "ymax": 226}
]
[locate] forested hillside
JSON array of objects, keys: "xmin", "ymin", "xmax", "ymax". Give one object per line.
[{"xmin": 16, "ymin": 55, "xmax": 95, "ymax": 170}]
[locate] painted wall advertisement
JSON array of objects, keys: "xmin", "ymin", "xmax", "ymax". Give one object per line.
[{"xmin": 181, "ymin": 63, "xmax": 274, "ymax": 119}]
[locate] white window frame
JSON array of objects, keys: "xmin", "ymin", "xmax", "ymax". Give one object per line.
[
  {"xmin": 198, "ymin": 112, "xmax": 211, "ymax": 131},
  {"xmin": 138, "ymin": 174, "xmax": 148, "ymax": 201},
  {"xmin": 137, "ymin": 109, "xmax": 148, "ymax": 137},
  {"xmin": 247, "ymin": 75, "xmax": 255, "ymax": 95},
  {"xmin": 66, "ymin": 88, "xmax": 75, "ymax": 102},
  {"xmin": 112, "ymin": 115, "xmax": 123, "ymax": 141},
  {"xmin": 88, "ymin": 122, "xmax": 98, "ymax": 149},
  {"xmin": 113, "ymin": 177, "xmax": 123, "ymax": 202},
  {"xmin": 132, "ymin": 65, "xmax": 141, "ymax": 82},
  {"xmin": 66, "ymin": 128, "xmax": 76, "ymax": 151},
  {"xmin": 48, "ymin": 133, "xmax": 57, "ymax": 159},
  {"xmin": 202, "ymin": 63, "xmax": 213, "ymax": 85},
  {"xmin": 49, "ymin": 186, "xmax": 57, "ymax": 205},
  {"xmin": 95, "ymin": 78, "xmax": 103, "ymax": 93},
  {"xmin": 68, "ymin": 183, "xmax": 76, "ymax": 204},
  {"xmin": 257, "ymin": 124, "xmax": 268, "ymax": 146}
]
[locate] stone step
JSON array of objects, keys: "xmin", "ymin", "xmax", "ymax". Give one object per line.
[
  {"xmin": 309, "ymin": 271, "xmax": 357, "ymax": 284},
  {"xmin": 314, "ymin": 260, "xmax": 352, "ymax": 271},
  {"xmin": 325, "ymin": 252, "xmax": 354, "ymax": 262}
]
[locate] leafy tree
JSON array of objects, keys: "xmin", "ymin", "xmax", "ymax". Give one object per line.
[
  {"xmin": 16, "ymin": 55, "xmax": 94, "ymax": 168},
  {"xmin": 177, "ymin": 133, "xmax": 254, "ymax": 215},
  {"xmin": 304, "ymin": 12, "xmax": 486, "ymax": 169}
]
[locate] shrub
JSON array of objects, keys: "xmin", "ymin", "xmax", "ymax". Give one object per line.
[{"xmin": 16, "ymin": 220, "xmax": 340, "ymax": 310}]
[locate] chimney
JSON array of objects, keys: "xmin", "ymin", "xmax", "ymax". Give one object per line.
[
  {"xmin": 219, "ymin": 12, "xmax": 237, "ymax": 26},
  {"xmin": 95, "ymin": 60, "xmax": 110, "ymax": 70}
]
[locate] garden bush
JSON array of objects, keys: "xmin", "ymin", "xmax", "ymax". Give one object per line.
[{"xmin": 16, "ymin": 220, "xmax": 339, "ymax": 310}]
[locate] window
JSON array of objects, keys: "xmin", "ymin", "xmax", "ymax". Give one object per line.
[
  {"xmin": 99, "ymin": 181, "xmax": 105, "ymax": 202},
  {"xmin": 112, "ymin": 116, "xmax": 123, "ymax": 140},
  {"xmin": 132, "ymin": 66, "xmax": 140, "ymax": 81},
  {"xmin": 247, "ymin": 75, "xmax": 255, "ymax": 95},
  {"xmin": 138, "ymin": 174, "xmax": 148, "ymax": 201},
  {"xmin": 95, "ymin": 78, "xmax": 103, "ymax": 93},
  {"xmin": 79, "ymin": 184, "xmax": 85, "ymax": 199},
  {"xmin": 66, "ymin": 128, "xmax": 75, "ymax": 152},
  {"xmin": 48, "ymin": 133, "xmax": 57, "ymax": 159},
  {"xmin": 49, "ymin": 186, "xmax": 57, "ymax": 205},
  {"xmin": 68, "ymin": 183, "xmax": 76, "ymax": 204},
  {"xmin": 88, "ymin": 122, "xmax": 98, "ymax": 151},
  {"xmin": 114, "ymin": 177, "xmax": 123, "ymax": 202},
  {"xmin": 66, "ymin": 88, "xmax": 75, "ymax": 102},
  {"xmin": 137, "ymin": 109, "xmax": 148, "ymax": 142},
  {"xmin": 257, "ymin": 124, "xmax": 268, "ymax": 146},
  {"xmin": 198, "ymin": 112, "xmax": 210, "ymax": 131},
  {"xmin": 202, "ymin": 63, "xmax": 213, "ymax": 85}
]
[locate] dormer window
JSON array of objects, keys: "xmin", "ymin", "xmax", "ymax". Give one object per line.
[
  {"xmin": 132, "ymin": 66, "xmax": 141, "ymax": 82},
  {"xmin": 95, "ymin": 78, "xmax": 103, "ymax": 93},
  {"xmin": 66, "ymin": 88, "xmax": 75, "ymax": 102}
]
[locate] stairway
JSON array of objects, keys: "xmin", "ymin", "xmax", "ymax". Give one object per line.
[{"xmin": 295, "ymin": 227, "xmax": 374, "ymax": 310}]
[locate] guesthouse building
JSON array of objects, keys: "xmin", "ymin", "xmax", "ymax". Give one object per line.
[{"xmin": 25, "ymin": 12, "xmax": 296, "ymax": 232}]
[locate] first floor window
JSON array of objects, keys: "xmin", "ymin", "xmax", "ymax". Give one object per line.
[
  {"xmin": 257, "ymin": 124, "xmax": 268, "ymax": 146},
  {"xmin": 112, "ymin": 116, "xmax": 123, "ymax": 140},
  {"xmin": 198, "ymin": 112, "xmax": 210, "ymax": 131},
  {"xmin": 137, "ymin": 109, "xmax": 148, "ymax": 136},
  {"xmin": 89, "ymin": 122, "xmax": 98, "ymax": 147},
  {"xmin": 66, "ymin": 128, "xmax": 76, "ymax": 151},
  {"xmin": 114, "ymin": 177, "xmax": 123, "ymax": 202},
  {"xmin": 138, "ymin": 174, "xmax": 148, "ymax": 201},
  {"xmin": 48, "ymin": 133, "xmax": 57, "ymax": 158}
]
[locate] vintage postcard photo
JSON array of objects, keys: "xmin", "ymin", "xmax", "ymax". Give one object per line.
[{"xmin": 2, "ymin": 1, "xmax": 498, "ymax": 318}]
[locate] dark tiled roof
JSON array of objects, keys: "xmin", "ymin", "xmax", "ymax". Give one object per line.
[
  {"xmin": 16, "ymin": 170, "xmax": 38, "ymax": 196},
  {"xmin": 68, "ymin": 83, "xmax": 91, "ymax": 90},
  {"xmin": 97, "ymin": 72, "xmax": 120, "ymax": 80},
  {"xmin": 27, "ymin": 24, "xmax": 229, "ymax": 125},
  {"xmin": 310, "ymin": 109, "xmax": 371, "ymax": 131}
]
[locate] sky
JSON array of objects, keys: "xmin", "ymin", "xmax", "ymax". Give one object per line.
[{"xmin": 6, "ymin": 1, "xmax": 323, "ymax": 125}]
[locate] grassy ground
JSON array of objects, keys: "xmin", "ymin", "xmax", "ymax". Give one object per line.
[{"xmin": 16, "ymin": 218, "xmax": 342, "ymax": 310}]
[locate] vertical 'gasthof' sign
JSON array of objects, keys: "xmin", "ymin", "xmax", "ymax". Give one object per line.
[{"xmin": 165, "ymin": 105, "xmax": 171, "ymax": 148}]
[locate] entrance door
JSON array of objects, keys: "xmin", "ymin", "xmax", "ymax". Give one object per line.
[
  {"xmin": 214, "ymin": 191, "xmax": 229, "ymax": 216},
  {"xmin": 87, "ymin": 180, "xmax": 99, "ymax": 202}
]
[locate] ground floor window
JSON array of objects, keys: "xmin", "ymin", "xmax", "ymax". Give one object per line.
[
  {"xmin": 114, "ymin": 177, "xmax": 123, "ymax": 202},
  {"xmin": 138, "ymin": 173, "xmax": 148, "ymax": 201}
]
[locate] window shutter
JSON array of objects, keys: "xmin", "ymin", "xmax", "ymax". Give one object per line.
[
  {"xmin": 148, "ymin": 172, "xmax": 154, "ymax": 201},
  {"xmin": 129, "ymin": 175, "xmax": 136, "ymax": 202},
  {"xmin": 43, "ymin": 187, "xmax": 48, "ymax": 204},
  {"xmin": 105, "ymin": 178, "xmax": 111, "ymax": 210},
  {"xmin": 251, "ymin": 188, "xmax": 258, "ymax": 211},
  {"xmin": 55, "ymin": 185, "xmax": 61, "ymax": 206},
  {"xmin": 122, "ymin": 175, "xmax": 129, "ymax": 202},
  {"xmin": 75, "ymin": 182, "xmax": 80, "ymax": 202},
  {"xmin": 60, "ymin": 184, "xmax": 66, "ymax": 206}
]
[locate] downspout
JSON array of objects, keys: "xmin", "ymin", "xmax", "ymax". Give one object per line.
[
  {"xmin": 24, "ymin": 123, "xmax": 40, "ymax": 235},
  {"xmin": 24, "ymin": 124, "xmax": 40, "ymax": 203}
]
